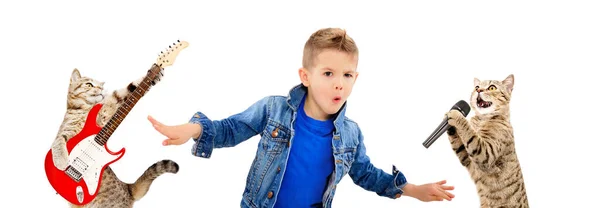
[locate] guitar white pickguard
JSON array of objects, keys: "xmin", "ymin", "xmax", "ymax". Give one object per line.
[{"xmin": 67, "ymin": 134, "xmax": 122, "ymax": 196}]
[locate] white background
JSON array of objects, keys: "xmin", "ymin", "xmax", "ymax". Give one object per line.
[{"xmin": 1, "ymin": 0, "xmax": 599, "ymax": 207}]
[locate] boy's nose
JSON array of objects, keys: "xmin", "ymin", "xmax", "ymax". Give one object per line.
[{"xmin": 335, "ymin": 78, "xmax": 343, "ymax": 90}]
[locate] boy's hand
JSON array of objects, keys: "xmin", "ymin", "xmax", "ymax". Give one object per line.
[
  {"xmin": 147, "ymin": 115, "xmax": 202, "ymax": 146},
  {"xmin": 403, "ymin": 180, "xmax": 455, "ymax": 202}
]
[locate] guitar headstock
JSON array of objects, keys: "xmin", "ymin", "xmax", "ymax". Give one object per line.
[{"xmin": 156, "ymin": 40, "xmax": 189, "ymax": 68}]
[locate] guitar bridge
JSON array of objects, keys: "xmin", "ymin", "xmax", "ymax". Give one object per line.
[{"xmin": 65, "ymin": 165, "xmax": 83, "ymax": 182}]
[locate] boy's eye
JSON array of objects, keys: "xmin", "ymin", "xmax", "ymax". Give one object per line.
[
  {"xmin": 487, "ymin": 85, "xmax": 497, "ymax": 91},
  {"xmin": 324, "ymin": 72, "xmax": 333, "ymax": 76},
  {"xmin": 86, "ymin": 83, "xmax": 94, "ymax": 87},
  {"xmin": 344, "ymin": 73, "xmax": 353, "ymax": 78}
]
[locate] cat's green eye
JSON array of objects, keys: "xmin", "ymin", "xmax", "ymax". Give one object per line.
[
  {"xmin": 488, "ymin": 85, "xmax": 497, "ymax": 91},
  {"xmin": 86, "ymin": 83, "xmax": 93, "ymax": 87}
]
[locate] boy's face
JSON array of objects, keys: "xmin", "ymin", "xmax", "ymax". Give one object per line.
[{"xmin": 299, "ymin": 49, "xmax": 359, "ymax": 120}]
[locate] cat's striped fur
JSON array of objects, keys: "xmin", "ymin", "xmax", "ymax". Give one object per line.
[
  {"xmin": 50, "ymin": 68, "xmax": 179, "ymax": 208},
  {"xmin": 446, "ymin": 74, "xmax": 528, "ymax": 208}
]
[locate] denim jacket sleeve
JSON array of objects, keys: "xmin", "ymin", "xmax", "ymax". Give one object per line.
[
  {"xmin": 188, "ymin": 96, "xmax": 271, "ymax": 158},
  {"xmin": 348, "ymin": 127, "xmax": 408, "ymax": 199}
]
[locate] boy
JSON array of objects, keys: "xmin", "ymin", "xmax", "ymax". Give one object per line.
[{"xmin": 147, "ymin": 28, "xmax": 455, "ymax": 208}]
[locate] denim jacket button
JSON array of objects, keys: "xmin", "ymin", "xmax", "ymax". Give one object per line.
[
  {"xmin": 267, "ymin": 191, "xmax": 274, "ymax": 199},
  {"xmin": 335, "ymin": 159, "xmax": 342, "ymax": 164},
  {"xmin": 277, "ymin": 166, "xmax": 281, "ymax": 173},
  {"xmin": 271, "ymin": 128, "xmax": 279, "ymax": 137}
]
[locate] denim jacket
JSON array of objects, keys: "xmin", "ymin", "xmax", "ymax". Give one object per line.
[{"xmin": 188, "ymin": 84, "xmax": 408, "ymax": 208}]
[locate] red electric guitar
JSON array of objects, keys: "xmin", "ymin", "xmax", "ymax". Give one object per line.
[{"xmin": 44, "ymin": 40, "xmax": 189, "ymax": 205}]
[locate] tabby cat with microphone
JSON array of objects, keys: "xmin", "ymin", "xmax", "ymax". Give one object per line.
[{"xmin": 445, "ymin": 74, "xmax": 529, "ymax": 208}]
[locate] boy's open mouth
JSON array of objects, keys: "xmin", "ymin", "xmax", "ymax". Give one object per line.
[
  {"xmin": 477, "ymin": 95, "xmax": 492, "ymax": 108},
  {"xmin": 333, "ymin": 96, "xmax": 341, "ymax": 102}
]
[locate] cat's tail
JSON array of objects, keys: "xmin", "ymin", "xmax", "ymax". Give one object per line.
[{"xmin": 129, "ymin": 159, "xmax": 179, "ymax": 201}]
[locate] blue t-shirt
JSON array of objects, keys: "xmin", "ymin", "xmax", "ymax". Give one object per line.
[{"xmin": 274, "ymin": 95, "xmax": 335, "ymax": 208}]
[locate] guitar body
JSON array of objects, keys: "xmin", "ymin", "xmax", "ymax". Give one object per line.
[{"xmin": 44, "ymin": 103, "xmax": 125, "ymax": 205}]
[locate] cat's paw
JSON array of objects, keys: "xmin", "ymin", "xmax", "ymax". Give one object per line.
[
  {"xmin": 446, "ymin": 109, "xmax": 465, "ymax": 128},
  {"xmin": 53, "ymin": 153, "xmax": 69, "ymax": 170}
]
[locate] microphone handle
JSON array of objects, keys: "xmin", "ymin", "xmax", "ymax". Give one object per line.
[{"xmin": 422, "ymin": 119, "xmax": 450, "ymax": 148}]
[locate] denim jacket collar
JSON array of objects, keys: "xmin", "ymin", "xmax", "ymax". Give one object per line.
[{"xmin": 285, "ymin": 84, "xmax": 348, "ymax": 132}]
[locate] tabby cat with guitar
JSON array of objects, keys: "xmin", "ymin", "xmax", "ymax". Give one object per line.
[{"xmin": 44, "ymin": 40, "xmax": 189, "ymax": 207}]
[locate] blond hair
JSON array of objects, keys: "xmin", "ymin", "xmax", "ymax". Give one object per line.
[{"xmin": 302, "ymin": 28, "xmax": 359, "ymax": 69}]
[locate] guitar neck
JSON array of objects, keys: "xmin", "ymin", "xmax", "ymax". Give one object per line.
[{"xmin": 95, "ymin": 64, "xmax": 162, "ymax": 146}]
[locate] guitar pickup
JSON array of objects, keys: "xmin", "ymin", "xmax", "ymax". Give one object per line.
[{"xmin": 72, "ymin": 157, "xmax": 89, "ymax": 172}]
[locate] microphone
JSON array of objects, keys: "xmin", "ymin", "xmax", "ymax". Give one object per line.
[{"xmin": 422, "ymin": 100, "xmax": 471, "ymax": 148}]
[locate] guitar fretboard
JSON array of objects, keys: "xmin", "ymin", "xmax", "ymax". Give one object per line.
[{"xmin": 94, "ymin": 64, "xmax": 161, "ymax": 145}]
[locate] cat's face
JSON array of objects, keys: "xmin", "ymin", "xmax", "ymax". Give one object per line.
[
  {"xmin": 67, "ymin": 68, "xmax": 105, "ymax": 108},
  {"xmin": 470, "ymin": 74, "xmax": 514, "ymax": 115}
]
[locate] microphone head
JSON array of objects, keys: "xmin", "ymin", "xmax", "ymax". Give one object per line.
[{"xmin": 452, "ymin": 100, "xmax": 471, "ymax": 116}]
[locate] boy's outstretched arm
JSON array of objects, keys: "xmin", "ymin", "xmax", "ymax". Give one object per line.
[
  {"xmin": 348, "ymin": 128, "xmax": 455, "ymax": 202},
  {"xmin": 148, "ymin": 96, "xmax": 271, "ymax": 158}
]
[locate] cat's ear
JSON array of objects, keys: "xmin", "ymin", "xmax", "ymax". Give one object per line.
[
  {"xmin": 474, "ymin": 78, "xmax": 480, "ymax": 87},
  {"xmin": 70, "ymin": 68, "xmax": 81, "ymax": 84},
  {"xmin": 502, "ymin": 74, "xmax": 514, "ymax": 93}
]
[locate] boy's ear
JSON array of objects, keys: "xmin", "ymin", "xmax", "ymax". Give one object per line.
[{"xmin": 299, "ymin": 67, "xmax": 310, "ymax": 87}]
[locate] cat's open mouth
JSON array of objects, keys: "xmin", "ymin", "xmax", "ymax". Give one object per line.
[{"xmin": 477, "ymin": 96, "xmax": 492, "ymax": 108}]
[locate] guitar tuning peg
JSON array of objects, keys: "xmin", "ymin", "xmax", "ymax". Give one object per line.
[
  {"xmin": 173, "ymin": 42, "xmax": 176, "ymax": 45},
  {"xmin": 177, "ymin": 40, "xmax": 180, "ymax": 42},
  {"xmin": 169, "ymin": 45, "xmax": 172, "ymax": 48}
]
